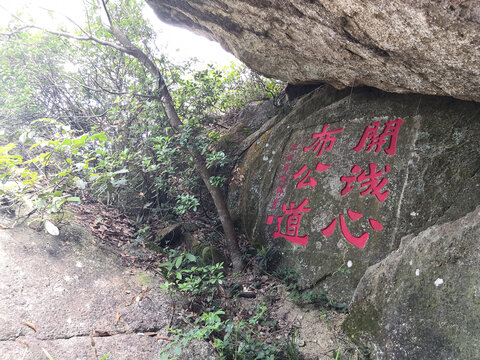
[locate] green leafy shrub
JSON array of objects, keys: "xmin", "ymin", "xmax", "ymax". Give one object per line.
[
  {"xmin": 158, "ymin": 250, "xmax": 299, "ymax": 360},
  {"xmin": 158, "ymin": 249, "xmax": 224, "ymax": 306}
]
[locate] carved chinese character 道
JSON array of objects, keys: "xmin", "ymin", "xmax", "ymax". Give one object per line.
[{"xmin": 266, "ymin": 199, "xmax": 311, "ymax": 246}]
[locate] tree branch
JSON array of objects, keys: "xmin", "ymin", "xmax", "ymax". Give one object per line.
[{"xmin": 62, "ymin": 73, "xmax": 156, "ymax": 99}]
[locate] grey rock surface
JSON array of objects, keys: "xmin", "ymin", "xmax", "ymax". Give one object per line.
[
  {"xmin": 0, "ymin": 224, "xmax": 215, "ymax": 360},
  {"xmin": 228, "ymin": 86, "xmax": 479, "ymax": 302},
  {"xmin": 147, "ymin": 0, "xmax": 480, "ymax": 102},
  {"xmin": 343, "ymin": 206, "xmax": 480, "ymax": 359}
]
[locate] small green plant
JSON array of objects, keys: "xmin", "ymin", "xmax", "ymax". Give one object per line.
[
  {"xmin": 209, "ymin": 175, "xmax": 227, "ymax": 187},
  {"xmin": 337, "ymin": 265, "xmax": 351, "ymax": 276},
  {"xmin": 173, "ymin": 194, "xmax": 200, "ymax": 215},
  {"xmin": 274, "ymin": 266, "xmax": 299, "ymax": 289},
  {"xmin": 288, "ymin": 287, "xmax": 348, "ymax": 313},
  {"xmin": 254, "ymin": 246, "xmax": 280, "ymax": 270},
  {"xmin": 205, "ymin": 150, "xmax": 229, "ymax": 169},
  {"xmin": 158, "ymin": 249, "xmax": 224, "ymax": 306},
  {"xmin": 160, "ymin": 305, "xmax": 296, "ymax": 360},
  {"xmin": 334, "ymin": 348, "xmax": 341, "ymax": 359},
  {"xmin": 158, "ymin": 251, "xmax": 299, "ymax": 360},
  {"xmin": 285, "ymin": 327, "xmax": 301, "ymax": 359}
]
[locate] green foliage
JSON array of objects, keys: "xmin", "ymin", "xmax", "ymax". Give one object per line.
[
  {"xmin": 0, "ymin": 118, "xmax": 110, "ymax": 216},
  {"xmin": 160, "ymin": 305, "xmax": 298, "ymax": 360},
  {"xmin": 174, "ymin": 194, "xmax": 200, "ymax": 215},
  {"xmin": 0, "ymin": 4, "xmax": 282, "ymax": 219},
  {"xmin": 254, "ymin": 246, "xmax": 281, "ymax": 271},
  {"xmin": 289, "ymin": 288, "xmax": 330, "ymax": 307},
  {"xmin": 274, "ymin": 267, "xmax": 299, "ymax": 288},
  {"xmin": 274, "ymin": 267, "xmax": 347, "ymax": 312},
  {"xmin": 209, "ymin": 175, "xmax": 227, "ymax": 187},
  {"xmin": 158, "ymin": 249, "xmax": 224, "ymax": 303},
  {"xmin": 206, "ymin": 151, "xmax": 228, "ymax": 169},
  {"xmin": 158, "ymin": 250, "xmax": 299, "ymax": 360},
  {"xmin": 132, "ymin": 215, "xmax": 151, "ymax": 246}
]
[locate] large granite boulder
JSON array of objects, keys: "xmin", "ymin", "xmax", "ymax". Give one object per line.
[
  {"xmin": 343, "ymin": 206, "xmax": 480, "ymax": 359},
  {"xmin": 228, "ymin": 86, "xmax": 479, "ymax": 302},
  {"xmin": 147, "ymin": 0, "xmax": 480, "ymax": 102}
]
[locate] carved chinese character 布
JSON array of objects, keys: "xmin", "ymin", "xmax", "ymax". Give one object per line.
[{"xmin": 304, "ymin": 124, "xmax": 344, "ymax": 158}]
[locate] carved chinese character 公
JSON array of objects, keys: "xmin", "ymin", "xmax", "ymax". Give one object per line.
[{"xmin": 292, "ymin": 162, "xmax": 330, "ymax": 189}]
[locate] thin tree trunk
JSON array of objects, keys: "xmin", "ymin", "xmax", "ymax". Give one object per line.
[
  {"xmin": 190, "ymin": 150, "xmax": 243, "ymax": 272},
  {"xmin": 103, "ymin": 10, "xmax": 244, "ymax": 272}
]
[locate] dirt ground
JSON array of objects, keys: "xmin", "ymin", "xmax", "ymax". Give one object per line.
[{"xmin": 0, "ymin": 203, "xmax": 362, "ymax": 360}]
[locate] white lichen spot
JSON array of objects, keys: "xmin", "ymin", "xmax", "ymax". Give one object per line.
[
  {"xmin": 67, "ymin": 317, "xmax": 72, "ymax": 324},
  {"xmin": 347, "ymin": 260, "xmax": 353, "ymax": 268},
  {"xmin": 54, "ymin": 285, "xmax": 65, "ymax": 293},
  {"xmin": 263, "ymin": 155, "xmax": 269, "ymax": 161},
  {"xmin": 327, "ymin": 176, "xmax": 343, "ymax": 196},
  {"xmin": 76, "ymin": 261, "xmax": 83, "ymax": 268},
  {"xmin": 410, "ymin": 211, "xmax": 418, "ymax": 217},
  {"xmin": 265, "ymin": 143, "xmax": 269, "ymax": 147},
  {"xmin": 64, "ymin": 275, "xmax": 71, "ymax": 282},
  {"xmin": 415, "ymin": 269, "xmax": 420, "ymax": 276},
  {"xmin": 272, "ymin": 150, "xmax": 276, "ymax": 155},
  {"xmin": 311, "ymin": 214, "xmax": 329, "ymax": 233},
  {"xmin": 409, "ymin": 260, "xmax": 413, "ymax": 266},
  {"xmin": 434, "ymin": 278, "xmax": 444, "ymax": 287}
]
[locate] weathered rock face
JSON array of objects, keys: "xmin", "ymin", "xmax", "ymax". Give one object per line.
[
  {"xmin": 147, "ymin": 0, "xmax": 480, "ymax": 102},
  {"xmin": 343, "ymin": 206, "xmax": 480, "ymax": 359},
  {"xmin": 0, "ymin": 224, "xmax": 215, "ymax": 359},
  {"xmin": 228, "ymin": 86, "xmax": 479, "ymax": 302}
]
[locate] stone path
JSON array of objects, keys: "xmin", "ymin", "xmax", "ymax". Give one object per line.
[{"xmin": 0, "ymin": 223, "xmax": 214, "ymax": 360}]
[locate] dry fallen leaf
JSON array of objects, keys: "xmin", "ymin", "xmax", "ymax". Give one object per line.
[
  {"xmin": 157, "ymin": 335, "xmax": 174, "ymax": 341},
  {"xmin": 93, "ymin": 331, "xmax": 112, "ymax": 337},
  {"xmin": 23, "ymin": 321, "xmax": 38, "ymax": 332}
]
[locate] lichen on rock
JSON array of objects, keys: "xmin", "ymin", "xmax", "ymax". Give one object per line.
[
  {"xmin": 343, "ymin": 206, "xmax": 480, "ymax": 359},
  {"xmin": 228, "ymin": 86, "xmax": 479, "ymax": 303}
]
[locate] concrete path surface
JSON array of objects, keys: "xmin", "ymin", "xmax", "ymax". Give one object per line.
[{"xmin": 0, "ymin": 223, "xmax": 214, "ymax": 360}]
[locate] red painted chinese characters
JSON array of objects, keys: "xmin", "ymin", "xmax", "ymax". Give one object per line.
[
  {"xmin": 353, "ymin": 118, "xmax": 403, "ymax": 155},
  {"xmin": 321, "ymin": 210, "xmax": 383, "ymax": 248},
  {"xmin": 266, "ymin": 118, "xmax": 404, "ymax": 248},
  {"xmin": 267, "ymin": 199, "xmax": 311, "ymax": 246},
  {"xmin": 341, "ymin": 163, "xmax": 392, "ymax": 202}
]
